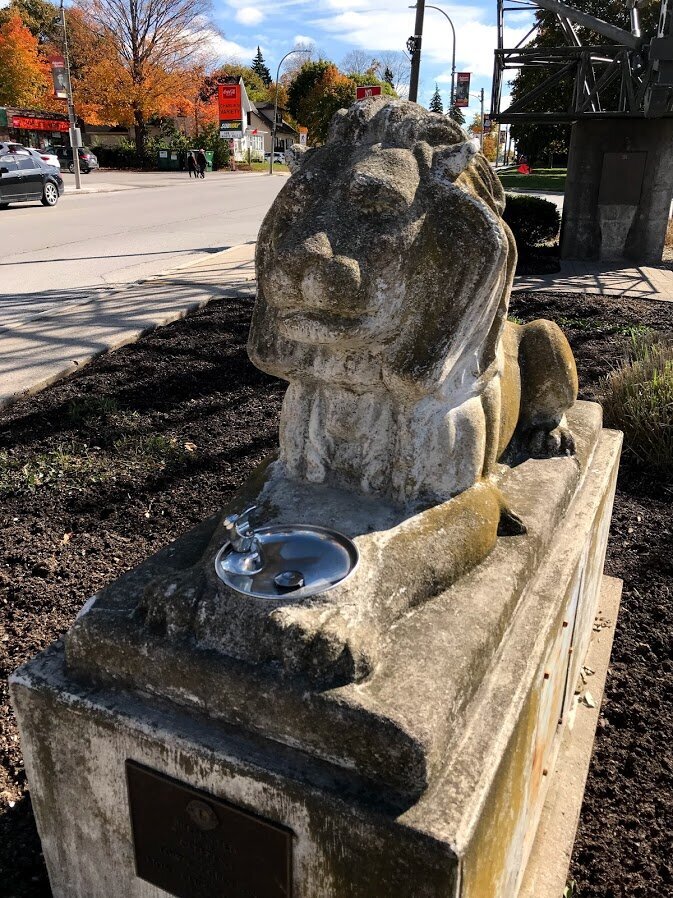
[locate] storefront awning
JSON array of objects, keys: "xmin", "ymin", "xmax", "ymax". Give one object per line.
[{"xmin": 12, "ymin": 115, "xmax": 69, "ymax": 132}]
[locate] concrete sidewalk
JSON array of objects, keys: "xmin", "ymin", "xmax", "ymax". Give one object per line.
[
  {"xmin": 63, "ymin": 182, "xmax": 136, "ymax": 195},
  {"xmin": 0, "ymin": 243, "xmax": 255, "ymax": 409},
  {"xmin": 514, "ymin": 258, "xmax": 673, "ymax": 300}
]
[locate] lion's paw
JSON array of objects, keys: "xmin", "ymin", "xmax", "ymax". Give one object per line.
[{"xmin": 528, "ymin": 424, "xmax": 576, "ymax": 459}]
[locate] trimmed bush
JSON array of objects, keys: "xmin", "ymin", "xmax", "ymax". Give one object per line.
[
  {"xmin": 600, "ymin": 332, "xmax": 673, "ymax": 474},
  {"xmin": 502, "ymin": 194, "xmax": 561, "ymax": 252},
  {"xmin": 91, "ymin": 142, "xmax": 138, "ymax": 169},
  {"xmin": 90, "ymin": 130, "xmax": 230, "ymax": 171}
]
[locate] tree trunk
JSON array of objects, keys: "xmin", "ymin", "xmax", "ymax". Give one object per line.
[{"xmin": 134, "ymin": 105, "xmax": 147, "ymax": 165}]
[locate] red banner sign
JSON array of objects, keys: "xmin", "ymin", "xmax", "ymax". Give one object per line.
[
  {"xmin": 356, "ymin": 85, "xmax": 382, "ymax": 101},
  {"xmin": 50, "ymin": 56, "xmax": 67, "ymax": 99},
  {"xmin": 218, "ymin": 83, "xmax": 241, "ymax": 121},
  {"xmin": 455, "ymin": 72, "xmax": 471, "ymax": 108},
  {"xmin": 12, "ymin": 116, "xmax": 69, "ymax": 132}
]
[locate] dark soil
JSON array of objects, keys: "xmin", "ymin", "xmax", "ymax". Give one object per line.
[{"xmin": 1, "ymin": 290, "xmax": 671, "ymax": 897}]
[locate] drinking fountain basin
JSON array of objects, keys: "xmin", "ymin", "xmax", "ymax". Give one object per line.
[{"xmin": 214, "ymin": 524, "xmax": 359, "ymax": 599}]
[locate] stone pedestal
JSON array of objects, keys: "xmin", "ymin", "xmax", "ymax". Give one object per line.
[
  {"xmin": 561, "ymin": 118, "xmax": 673, "ymax": 262},
  {"xmin": 10, "ymin": 402, "xmax": 621, "ymax": 898}
]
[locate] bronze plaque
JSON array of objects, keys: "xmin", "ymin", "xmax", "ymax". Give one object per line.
[{"xmin": 126, "ymin": 760, "xmax": 293, "ymax": 898}]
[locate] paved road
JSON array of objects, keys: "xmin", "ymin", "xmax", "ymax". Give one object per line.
[{"xmin": 1, "ymin": 171, "xmax": 285, "ymax": 330}]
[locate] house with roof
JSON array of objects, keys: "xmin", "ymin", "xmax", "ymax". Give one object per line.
[{"xmin": 248, "ymin": 103, "xmax": 299, "ymax": 155}]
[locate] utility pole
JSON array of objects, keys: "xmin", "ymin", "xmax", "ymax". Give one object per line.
[
  {"xmin": 480, "ymin": 88, "xmax": 484, "ymax": 149},
  {"xmin": 469, "ymin": 89, "xmax": 485, "ymax": 148},
  {"xmin": 59, "ymin": 0, "xmax": 81, "ymax": 190},
  {"xmin": 407, "ymin": 0, "xmax": 426, "ymax": 102}
]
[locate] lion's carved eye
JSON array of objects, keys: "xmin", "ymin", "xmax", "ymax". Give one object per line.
[{"xmin": 349, "ymin": 172, "xmax": 411, "ymax": 216}]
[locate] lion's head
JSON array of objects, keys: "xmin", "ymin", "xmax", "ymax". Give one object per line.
[
  {"xmin": 248, "ymin": 99, "xmax": 517, "ymax": 503},
  {"xmin": 249, "ymin": 98, "xmax": 515, "ymax": 401}
]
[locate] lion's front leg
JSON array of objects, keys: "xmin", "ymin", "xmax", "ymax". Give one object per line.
[{"xmin": 505, "ymin": 318, "xmax": 578, "ymax": 460}]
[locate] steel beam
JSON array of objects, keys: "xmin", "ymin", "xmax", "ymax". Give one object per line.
[{"xmin": 532, "ymin": 0, "xmax": 642, "ymax": 48}]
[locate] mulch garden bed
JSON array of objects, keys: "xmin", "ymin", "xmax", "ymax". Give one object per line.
[{"xmin": 1, "ymin": 289, "xmax": 671, "ymax": 897}]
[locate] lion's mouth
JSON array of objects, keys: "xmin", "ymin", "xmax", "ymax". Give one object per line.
[{"xmin": 278, "ymin": 309, "xmax": 371, "ymax": 345}]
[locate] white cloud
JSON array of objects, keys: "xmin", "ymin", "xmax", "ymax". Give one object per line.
[
  {"xmin": 293, "ymin": 34, "xmax": 316, "ymax": 45},
  {"xmin": 236, "ymin": 7, "xmax": 265, "ymax": 26},
  {"xmin": 311, "ymin": 5, "xmax": 530, "ymax": 82},
  {"xmin": 209, "ymin": 33, "xmax": 259, "ymax": 62}
]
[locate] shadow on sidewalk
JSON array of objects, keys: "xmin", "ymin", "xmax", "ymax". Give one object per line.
[{"xmin": 0, "ymin": 258, "xmax": 256, "ymax": 408}]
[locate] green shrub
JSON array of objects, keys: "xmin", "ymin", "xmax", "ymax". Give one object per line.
[
  {"xmin": 502, "ymin": 194, "xmax": 561, "ymax": 252},
  {"xmin": 197, "ymin": 122, "xmax": 230, "ymax": 170},
  {"xmin": 92, "ymin": 140, "xmax": 139, "ymax": 169},
  {"xmin": 92, "ymin": 125, "xmax": 230, "ymax": 170},
  {"xmin": 600, "ymin": 332, "xmax": 673, "ymax": 473}
]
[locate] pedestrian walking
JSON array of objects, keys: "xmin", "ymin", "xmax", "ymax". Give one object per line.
[
  {"xmin": 195, "ymin": 149, "xmax": 207, "ymax": 178},
  {"xmin": 187, "ymin": 152, "xmax": 197, "ymax": 178}
]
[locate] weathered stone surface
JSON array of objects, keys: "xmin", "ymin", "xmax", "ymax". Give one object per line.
[
  {"xmin": 250, "ymin": 97, "xmax": 578, "ymax": 506},
  {"xmin": 61, "ymin": 401, "xmax": 616, "ymax": 801},
  {"xmin": 10, "ymin": 420, "xmax": 621, "ymax": 897}
]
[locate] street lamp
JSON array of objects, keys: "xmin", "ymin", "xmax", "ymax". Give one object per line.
[
  {"xmin": 409, "ymin": 4, "xmax": 456, "ymax": 110},
  {"xmin": 58, "ymin": 0, "xmax": 81, "ymax": 190},
  {"xmin": 269, "ymin": 49, "xmax": 310, "ymax": 175}
]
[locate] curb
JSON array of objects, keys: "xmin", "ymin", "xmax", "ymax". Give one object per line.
[{"xmin": 0, "ymin": 243, "xmax": 256, "ymax": 413}]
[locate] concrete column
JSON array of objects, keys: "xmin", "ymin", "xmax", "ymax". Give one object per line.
[{"xmin": 561, "ymin": 118, "xmax": 673, "ymax": 263}]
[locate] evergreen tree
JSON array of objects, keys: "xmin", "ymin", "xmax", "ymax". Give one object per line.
[
  {"xmin": 384, "ymin": 66, "xmax": 394, "ymax": 87},
  {"xmin": 449, "ymin": 104, "xmax": 465, "ymax": 126},
  {"xmin": 251, "ymin": 46, "xmax": 271, "ymax": 86},
  {"xmin": 429, "ymin": 83, "xmax": 443, "ymax": 114}
]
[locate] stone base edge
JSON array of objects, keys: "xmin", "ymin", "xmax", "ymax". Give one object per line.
[{"xmin": 519, "ymin": 574, "xmax": 622, "ymax": 898}]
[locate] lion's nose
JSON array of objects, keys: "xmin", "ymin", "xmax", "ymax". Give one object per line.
[
  {"xmin": 298, "ymin": 231, "xmax": 333, "ymax": 259},
  {"xmin": 299, "ymin": 254, "xmax": 362, "ymax": 313}
]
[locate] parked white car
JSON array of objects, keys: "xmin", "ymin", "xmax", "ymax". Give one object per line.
[
  {"xmin": 28, "ymin": 148, "xmax": 60, "ymax": 170},
  {"xmin": 2, "ymin": 143, "xmax": 58, "ymax": 170}
]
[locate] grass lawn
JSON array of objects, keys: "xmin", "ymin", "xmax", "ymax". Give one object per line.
[
  {"xmin": 498, "ymin": 167, "xmax": 566, "ymax": 192},
  {"xmin": 243, "ymin": 161, "xmax": 290, "ymax": 173}
]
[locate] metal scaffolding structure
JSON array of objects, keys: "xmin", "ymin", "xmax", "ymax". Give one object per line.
[{"xmin": 491, "ymin": 0, "xmax": 673, "ymax": 121}]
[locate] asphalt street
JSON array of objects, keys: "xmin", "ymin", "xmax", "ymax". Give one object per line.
[{"xmin": 0, "ymin": 170, "xmax": 285, "ymax": 331}]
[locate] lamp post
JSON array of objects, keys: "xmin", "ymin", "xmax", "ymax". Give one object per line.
[
  {"xmin": 409, "ymin": 4, "xmax": 456, "ymax": 110},
  {"xmin": 58, "ymin": 0, "xmax": 81, "ymax": 190},
  {"xmin": 270, "ymin": 49, "xmax": 310, "ymax": 175}
]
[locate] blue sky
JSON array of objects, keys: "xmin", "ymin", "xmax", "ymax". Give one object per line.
[{"xmin": 211, "ymin": 0, "xmax": 532, "ymax": 117}]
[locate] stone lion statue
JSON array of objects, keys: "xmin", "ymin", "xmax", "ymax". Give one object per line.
[
  {"xmin": 142, "ymin": 99, "xmax": 579, "ymax": 685},
  {"xmin": 250, "ymin": 97, "xmax": 578, "ymax": 508}
]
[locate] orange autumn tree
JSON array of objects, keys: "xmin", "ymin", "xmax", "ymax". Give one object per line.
[
  {"xmin": 78, "ymin": 0, "xmax": 219, "ymax": 158},
  {"xmin": 0, "ymin": 13, "xmax": 50, "ymax": 107},
  {"xmin": 164, "ymin": 64, "xmax": 219, "ymax": 138}
]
